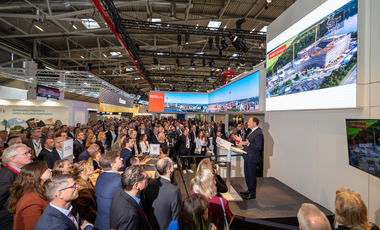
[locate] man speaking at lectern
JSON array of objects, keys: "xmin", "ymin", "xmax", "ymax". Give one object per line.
[{"xmin": 235, "ymin": 117, "xmax": 263, "ymax": 200}]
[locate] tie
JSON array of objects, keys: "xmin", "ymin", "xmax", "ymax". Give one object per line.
[
  {"xmin": 139, "ymin": 203, "xmax": 152, "ymax": 229},
  {"xmin": 69, "ymin": 213, "xmax": 78, "ymax": 230}
]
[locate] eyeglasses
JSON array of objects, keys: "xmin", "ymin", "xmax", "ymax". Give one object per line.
[
  {"xmin": 58, "ymin": 183, "xmax": 79, "ymax": 192},
  {"xmin": 138, "ymin": 175, "xmax": 149, "ymax": 183},
  {"xmin": 203, "ymin": 201, "xmax": 210, "ymax": 212},
  {"xmin": 13, "ymin": 150, "xmax": 33, "ymax": 157}
]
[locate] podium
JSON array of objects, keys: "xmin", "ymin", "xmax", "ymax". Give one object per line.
[{"xmin": 216, "ymin": 137, "xmax": 245, "ymax": 202}]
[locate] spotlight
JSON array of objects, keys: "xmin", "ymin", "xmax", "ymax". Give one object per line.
[
  {"xmin": 185, "ymin": 32, "xmax": 190, "ymax": 44},
  {"xmin": 208, "ymin": 37, "xmax": 213, "ymax": 50},
  {"xmin": 265, "ymin": 5, "xmax": 268, "ymax": 9},
  {"xmin": 86, "ymin": 63, "xmax": 93, "ymax": 71},
  {"xmin": 229, "ymin": 34, "xmax": 241, "ymax": 51},
  {"xmin": 235, "ymin": 18, "xmax": 246, "ymax": 30},
  {"xmin": 219, "ymin": 48, "xmax": 222, "ymax": 57},
  {"xmin": 215, "ymin": 35, "xmax": 220, "ymax": 47},
  {"xmin": 153, "ymin": 57, "xmax": 158, "ymax": 65},
  {"xmin": 177, "ymin": 33, "xmax": 182, "ymax": 47},
  {"xmin": 10, "ymin": 26, "xmax": 16, "ymax": 31},
  {"xmin": 176, "ymin": 58, "xmax": 180, "ymax": 67},
  {"xmin": 267, "ymin": 0, "xmax": 272, "ymax": 3},
  {"xmin": 202, "ymin": 59, "xmax": 206, "ymax": 67},
  {"xmin": 190, "ymin": 60, "xmax": 195, "ymax": 67},
  {"xmin": 135, "ymin": 44, "xmax": 140, "ymax": 51},
  {"xmin": 209, "ymin": 60, "xmax": 215, "ymax": 68},
  {"xmin": 108, "ymin": 78, "xmax": 112, "ymax": 83}
]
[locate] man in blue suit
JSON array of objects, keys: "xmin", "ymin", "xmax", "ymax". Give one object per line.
[
  {"xmin": 235, "ymin": 117, "xmax": 263, "ymax": 200},
  {"xmin": 94, "ymin": 150, "xmax": 124, "ymax": 230},
  {"xmin": 78, "ymin": 144, "xmax": 99, "ymax": 162},
  {"xmin": 35, "ymin": 174, "xmax": 94, "ymax": 230},
  {"xmin": 120, "ymin": 137, "xmax": 134, "ymax": 171}
]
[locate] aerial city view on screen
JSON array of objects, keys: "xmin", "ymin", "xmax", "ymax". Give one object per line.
[
  {"xmin": 164, "ymin": 93, "xmax": 209, "ymax": 113},
  {"xmin": 266, "ymin": 0, "xmax": 357, "ymax": 98},
  {"xmin": 346, "ymin": 119, "xmax": 380, "ymax": 178}
]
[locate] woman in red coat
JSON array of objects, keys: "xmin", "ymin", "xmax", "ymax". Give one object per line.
[{"xmin": 8, "ymin": 161, "xmax": 52, "ymax": 230}]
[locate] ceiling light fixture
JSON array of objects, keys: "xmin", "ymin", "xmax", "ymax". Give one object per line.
[
  {"xmin": 177, "ymin": 33, "xmax": 182, "ymax": 47},
  {"xmin": 35, "ymin": 25, "xmax": 44, "ymax": 31}
]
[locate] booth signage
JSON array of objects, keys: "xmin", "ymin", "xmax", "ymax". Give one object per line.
[{"xmin": 99, "ymin": 88, "xmax": 133, "ymax": 108}]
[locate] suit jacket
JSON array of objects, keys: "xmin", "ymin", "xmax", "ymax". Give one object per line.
[
  {"xmin": 237, "ymin": 129, "xmax": 248, "ymax": 140},
  {"xmin": 137, "ymin": 129, "xmax": 151, "ymax": 142},
  {"xmin": 106, "ymin": 131, "xmax": 118, "ymax": 147},
  {"xmin": 13, "ymin": 189, "xmax": 49, "ymax": 230},
  {"xmin": 97, "ymin": 140, "xmax": 110, "ymax": 154},
  {"xmin": 38, "ymin": 148, "xmax": 54, "ymax": 161},
  {"xmin": 44, "ymin": 149, "xmax": 62, "ymax": 169},
  {"xmin": 150, "ymin": 134, "xmax": 159, "ymax": 144},
  {"xmin": 23, "ymin": 138, "xmax": 44, "ymax": 157},
  {"xmin": 120, "ymin": 148, "xmax": 133, "ymax": 171},
  {"xmin": 78, "ymin": 150, "xmax": 91, "ymax": 162},
  {"xmin": 242, "ymin": 128, "xmax": 264, "ymax": 163},
  {"xmin": 35, "ymin": 203, "xmax": 93, "ymax": 230},
  {"xmin": 0, "ymin": 166, "xmax": 18, "ymax": 227},
  {"xmin": 143, "ymin": 177, "xmax": 182, "ymax": 230},
  {"xmin": 110, "ymin": 188, "xmax": 151, "ymax": 230},
  {"xmin": 179, "ymin": 134, "xmax": 190, "ymax": 154},
  {"xmin": 73, "ymin": 140, "xmax": 85, "ymax": 160},
  {"xmin": 67, "ymin": 132, "xmax": 74, "ymax": 139},
  {"xmin": 131, "ymin": 139, "xmax": 141, "ymax": 156},
  {"xmin": 95, "ymin": 172, "xmax": 122, "ymax": 230},
  {"xmin": 71, "ymin": 178, "xmax": 97, "ymax": 224}
]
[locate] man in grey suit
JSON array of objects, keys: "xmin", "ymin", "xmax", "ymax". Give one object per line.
[{"xmin": 143, "ymin": 157, "xmax": 182, "ymax": 230}]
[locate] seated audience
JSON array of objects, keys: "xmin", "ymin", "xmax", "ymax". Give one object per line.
[
  {"xmin": 34, "ymin": 174, "xmax": 93, "ymax": 230},
  {"xmin": 94, "ymin": 150, "xmax": 123, "ymax": 230},
  {"xmin": 297, "ymin": 203, "xmax": 331, "ymax": 230},
  {"xmin": 110, "ymin": 165, "xmax": 150, "ymax": 230},
  {"xmin": 0, "ymin": 144, "xmax": 33, "ymax": 229},
  {"xmin": 334, "ymin": 187, "xmax": 379, "ymax": 230},
  {"xmin": 143, "ymin": 157, "xmax": 181, "ymax": 230},
  {"xmin": 52, "ymin": 159, "xmax": 72, "ymax": 177},
  {"xmin": 197, "ymin": 159, "xmax": 228, "ymax": 195},
  {"xmin": 88, "ymin": 150, "xmax": 102, "ymax": 173},
  {"xmin": 78, "ymin": 144, "xmax": 99, "ymax": 162},
  {"xmin": 69, "ymin": 161, "xmax": 97, "ymax": 224},
  {"xmin": 167, "ymin": 193, "xmax": 217, "ymax": 230},
  {"xmin": 139, "ymin": 134, "xmax": 150, "ymax": 154},
  {"xmin": 191, "ymin": 169, "xmax": 232, "ymax": 229},
  {"xmin": 8, "ymin": 161, "xmax": 52, "ymax": 230},
  {"xmin": 125, "ymin": 156, "xmax": 140, "ymax": 168}
]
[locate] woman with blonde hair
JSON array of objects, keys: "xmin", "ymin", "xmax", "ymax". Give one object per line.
[
  {"xmin": 52, "ymin": 159, "xmax": 71, "ymax": 176},
  {"xmin": 158, "ymin": 132, "xmax": 169, "ymax": 156},
  {"xmin": 8, "ymin": 161, "xmax": 52, "ymax": 230},
  {"xmin": 334, "ymin": 187, "xmax": 379, "ymax": 230},
  {"xmin": 85, "ymin": 134, "xmax": 97, "ymax": 149},
  {"xmin": 111, "ymin": 133, "xmax": 126, "ymax": 152},
  {"xmin": 197, "ymin": 159, "xmax": 228, "ymax": 195},
  {"xmin": 97, "ymin": 132, "xmax": 110, "ymax": 154},
  {"xmin": 69, "ymin": 161, "xmax": 97, "ymax": 224},
  {"xmin": 191, "ymin": 169, "xmax": 232, "ymax": 230}
]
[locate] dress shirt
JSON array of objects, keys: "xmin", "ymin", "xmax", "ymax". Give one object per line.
[
  {"xmin": 7, "ymin": 164, "xmax": 21, "ymax": 172},
  {"xmin": 56, "ymin": 149, "xmax": 63, "ymax": 159},
  {"xmin": 33, "ymin": 138, "xmax": 42, "ymax": 156},
  {"xmin": 125, "ymin": 191, "xmax": 140, "ymax": 205}
]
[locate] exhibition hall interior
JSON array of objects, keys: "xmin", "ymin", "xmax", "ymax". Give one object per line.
[{"xmin": 0, "ymin": 0, "xmax": 379, "ymax": 229}]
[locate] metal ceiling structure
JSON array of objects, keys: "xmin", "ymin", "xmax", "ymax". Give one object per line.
[{"xmin": 0, "ymin": 0, "xmax": 296, "ymax": 99}]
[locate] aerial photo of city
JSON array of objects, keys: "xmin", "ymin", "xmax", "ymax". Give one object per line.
[
  {"xmin": 206, "ymin": 97, "xmax": 259, "ymax": 113},
  {"xmin": 266, "ymin": 0, "xmax": 358, "ymax": 98},
  {"xmin": 164, "ymin": 93, "xmax": 209, "ymax": 113}
]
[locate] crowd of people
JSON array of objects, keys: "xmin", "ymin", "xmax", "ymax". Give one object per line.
[{"xmin": 0, "ymin": 117, "xmax": 378, "ymax": 230}]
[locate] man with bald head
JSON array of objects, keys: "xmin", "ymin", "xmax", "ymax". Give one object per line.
[
  {"xmin": 297, "ymin": 203, "xmax": 331, "ymax": 230},
  {"xmin": 143, "ymin": 157, "xmax": 182, "ymax": 230}
]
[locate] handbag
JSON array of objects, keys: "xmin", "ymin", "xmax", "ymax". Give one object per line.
[{"xmin": 219, "ymin": 197, "xmax": 229, "ymax": 230}]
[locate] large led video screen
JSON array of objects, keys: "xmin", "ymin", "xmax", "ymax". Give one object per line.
[
  {"xmin": 266, "ymin": 0, "xmax": 357, "ymax": 111},
  {"xmin": 346, "ymin": 119, "xmax": 380, "ymax": 178},
  {"xmin": 207, "ymin": 71, "xmax": 259, "ymax": 113},
  {"xmin": 164, "ymin": 93, "xmax": 209, "ymax": 113},
  {"xmin": 148, "ymin": 70, "xmax": 260, "ymax": 113}
]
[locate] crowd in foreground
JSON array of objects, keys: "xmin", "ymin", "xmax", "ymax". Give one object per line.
[{"xmin": 0, "ymin": 117, "xmax": 378, "ymax": 230}]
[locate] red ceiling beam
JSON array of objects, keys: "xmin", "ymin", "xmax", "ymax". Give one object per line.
[{"xmin": 92, "ymin": 0, "xmax": 153, "ymax": 90}]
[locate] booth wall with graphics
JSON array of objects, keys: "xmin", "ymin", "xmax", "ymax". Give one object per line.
[
  {"xmin": 264, "ymin": 0, "xmax": 380, "ymax": 225},
  {"xmin": 0, "ymin": 99, "xmax": 88, "ymax": 132}
]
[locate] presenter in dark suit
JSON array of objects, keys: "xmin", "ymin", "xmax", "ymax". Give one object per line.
[
  {"xmin": 110, "ymin": 165, "xmax": 151, "ymax": 230},
  {"xmin": 143, "ymin": 157, "xmax": 182, "ymax": 230},
  {"xmin": 34, "ymin": 174, "xmax": 94, "ymax": 230},
  {"xmin": 235, "ymin": 117, "xmax": 263, "ymax": 200}
]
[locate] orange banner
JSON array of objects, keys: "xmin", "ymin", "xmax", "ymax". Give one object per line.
[{"xmin": 148, "ymin": 93, "xmax": 165, "ymax": 112}]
